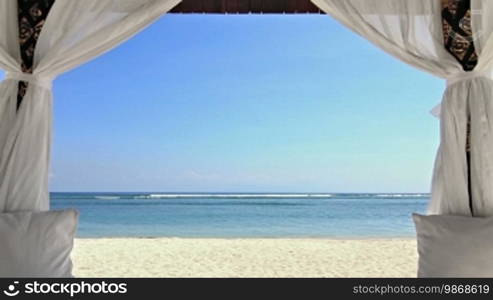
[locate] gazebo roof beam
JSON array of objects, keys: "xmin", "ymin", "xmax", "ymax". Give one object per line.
[{"xmin": 170, "ymin": 0, "xmax": 322, "ymax": 14}]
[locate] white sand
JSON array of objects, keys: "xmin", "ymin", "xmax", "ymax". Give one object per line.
[{"xmin": 72, "ymin": 238, "xmax": 417, "ymax": 277}]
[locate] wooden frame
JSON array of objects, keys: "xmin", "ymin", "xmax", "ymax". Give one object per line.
[{"xmin": 170, "ymin": 0, "xmax": 322, "ymax": 14}]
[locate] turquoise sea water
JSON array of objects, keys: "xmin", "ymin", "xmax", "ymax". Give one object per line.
[{"xmin": 51, "ymin": 193, "xmax": 428, "ymax": 238}]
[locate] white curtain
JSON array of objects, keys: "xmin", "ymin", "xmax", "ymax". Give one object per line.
[
  {"xmin": 0, "ymin": 0, "xmax": 181, "ymax": 212},
  {"xmin": 312, "ymin": 0, "xmax": 493, "ymax": 216}
]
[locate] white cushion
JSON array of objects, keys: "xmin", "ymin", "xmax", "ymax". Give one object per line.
[
  {"xmin": 0, "ymin": 209, "xmax": 79, "ymax": 277},
  {"xmin": 413, "ymin": 213, "xmax": 493, "ymax": 277}
]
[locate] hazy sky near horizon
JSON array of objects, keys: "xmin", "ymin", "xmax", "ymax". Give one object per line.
[{"xmin": 1, "ymin": 14, "xmax": 445, "ymax": 193}]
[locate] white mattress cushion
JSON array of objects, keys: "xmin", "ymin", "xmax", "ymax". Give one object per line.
[
  {"xmin": 0, "ymin": 209, "xmax": 79, "ymax": 277},
  {"xmin": 413, "ymin": 213, "xmax": 493, "ymax": 277}
]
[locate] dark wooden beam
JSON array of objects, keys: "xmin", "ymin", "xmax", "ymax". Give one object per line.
[{"xmin": 170, "ymin": 0, "xmax": 322, "ymax": 14}]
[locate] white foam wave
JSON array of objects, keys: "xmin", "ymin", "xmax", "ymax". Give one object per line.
[
  {"xmin": 143, "ymin": 194, "xmax": 333, "ymax": 199},
  {"xmin": 376, "ymin": 194, "xmax": 428, "ymax": 198},
  {"xmin": 95, "ymin": 196, "xmax": 121, "ymax": 200}
]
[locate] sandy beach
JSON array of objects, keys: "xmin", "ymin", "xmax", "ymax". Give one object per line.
[{"xmin": 72, "ymin": 238, "xmax": 417, "ymax": 277}]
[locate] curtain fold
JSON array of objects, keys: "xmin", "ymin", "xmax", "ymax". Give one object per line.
[
  {"xmin": 312, "ymin": 0, "xmax": 493, "ymax": 216},
  {"xmin": 0, "ymin": 0, "xmax": 181, "ymax": 212}
]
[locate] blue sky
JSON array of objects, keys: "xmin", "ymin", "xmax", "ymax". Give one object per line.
[{"xmin": 1, "ymin": 15, "xmax": 444, "ymax": 193}]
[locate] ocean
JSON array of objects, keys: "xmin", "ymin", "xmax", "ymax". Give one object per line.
[{"xmin": 51, "ymin": 193, "xmax": 428, "ymax": 238}]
